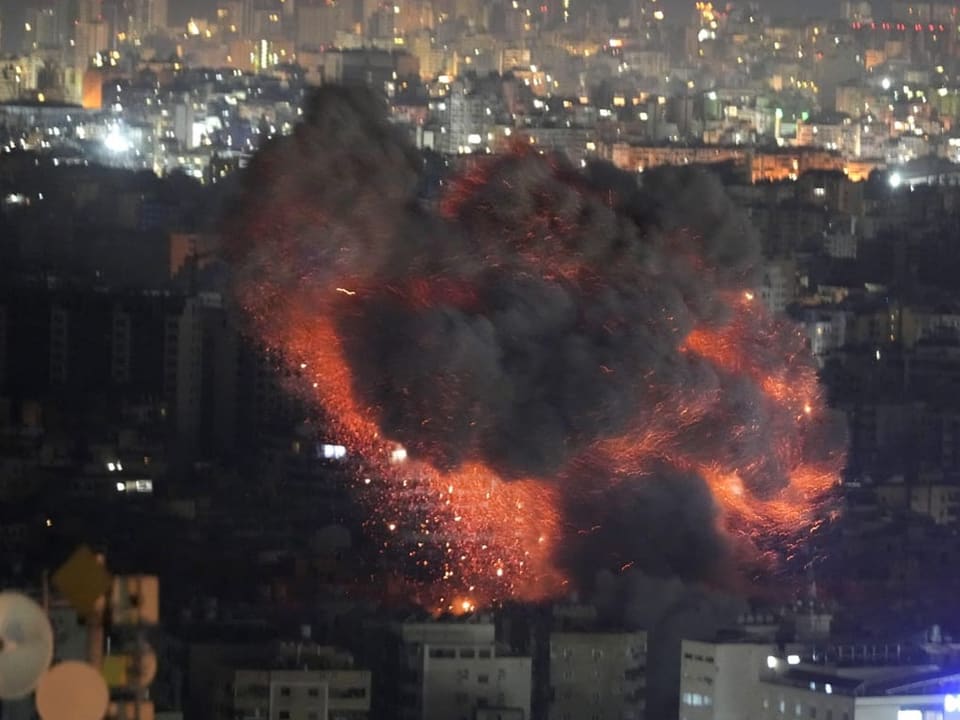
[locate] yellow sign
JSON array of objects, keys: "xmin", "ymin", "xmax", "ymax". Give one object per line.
[{"xmin": 51, "ymin": 545, "xmax": 112, "ymax": 616}]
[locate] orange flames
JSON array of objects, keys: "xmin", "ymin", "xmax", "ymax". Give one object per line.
[{"xmin": 240, "ymin": 276, "xmax": 843, "ymax": 614}]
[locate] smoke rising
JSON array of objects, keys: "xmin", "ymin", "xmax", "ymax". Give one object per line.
[{"xmin": 226, "ymin": 86, "xmax": 845, "ymax": 603}]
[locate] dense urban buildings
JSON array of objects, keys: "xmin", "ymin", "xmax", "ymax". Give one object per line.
[{"xmin": 6, "ymin": 0, "xmax": 960, "ymax": 719}]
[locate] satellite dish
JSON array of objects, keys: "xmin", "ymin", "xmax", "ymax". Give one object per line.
[
  {"xmin": 0, "ymin": 591, "xmax": 54, "ymax": 699},
  {"xmin": 35, "ymin": 661, "xmax": 109, "ymax": 720}
]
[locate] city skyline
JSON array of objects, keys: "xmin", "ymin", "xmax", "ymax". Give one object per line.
[{"xmin": 1, "ymin": 0, "xmax": 960, "ymax": 717}]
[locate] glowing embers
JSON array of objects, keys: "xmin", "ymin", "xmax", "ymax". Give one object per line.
[{"xmin": 228, "ymin": 124, "xmax": 845, "ymax": 612}]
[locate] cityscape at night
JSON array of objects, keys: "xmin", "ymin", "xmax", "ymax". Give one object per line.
[{"xmin": 3, "ymin": 1, "xmax": 960, "ymax": 719}]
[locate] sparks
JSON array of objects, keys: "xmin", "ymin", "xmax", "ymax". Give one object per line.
[{"xmin": 228, "ymin": 118, "xmax": 845, "ymax": 614}]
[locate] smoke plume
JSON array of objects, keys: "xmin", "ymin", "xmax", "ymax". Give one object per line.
[{"xmin": 225, "ymin": 86, "xmax": 845, "ymax": 609}]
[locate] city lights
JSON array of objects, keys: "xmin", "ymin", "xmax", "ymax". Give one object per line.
[
  {"xmin": 103, "ymin": 127, "xmax": 131, "ymax": 154},
  {"xmin": 2, "ymin": 4, "xmax": 960, "ymax": 719}
]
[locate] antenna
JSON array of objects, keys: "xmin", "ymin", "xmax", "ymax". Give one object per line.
[{"xmin": 0, "ymin": 591, "xmax": 54, "ymax": 699}]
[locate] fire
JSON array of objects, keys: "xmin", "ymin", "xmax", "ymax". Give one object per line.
[
  {"xmin": 228, "ymin": 123, "xmax": 845, "ymax": 613},
  {"xmin": 265, "ymin": 303, "xmax": 566, "ymax": 610},
  {"xmin": 239, "ymin": 275, "xmax": 842, "ymax": 612}
]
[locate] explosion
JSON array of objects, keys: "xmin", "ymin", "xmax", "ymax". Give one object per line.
[{"xmin": 225, "ymin": 87, "xmax": 846, "ymax": 613}]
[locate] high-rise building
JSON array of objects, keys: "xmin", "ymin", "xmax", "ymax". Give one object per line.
[
  {"xmin": 678, "ymin": 639, "xmax": 775, "ymax": 720},
  {"xmin": 74, "ymin": 18, "xmax": 109, "ymax": 67},
  {"xmin": 442, "ymin": 80, "xmax": 489, "ymax": 154},
  {"xmin": 173, "ymin": 94, "xmax": 196, "ymax": 149},
  {"xmin": 549, "ymin": 631, "xmax": 648, "ymax": 720},
  {"xmin": 123, "ymin": 0, "xmax": 168, "ymax": 39},
  {"xmin": 295, "ymin": 1, "xmax": 354, "ymax": 49},
  {"xmin": 395, "ymin": 0, "xmax": 434, "ymax": 34},
  {"xmin": 369, "ymin": 619, "xmax": 533, "ymax": 720},
  {"xmin": 23, "ymin": 6, "xmax": 61, "ymax": 50}
]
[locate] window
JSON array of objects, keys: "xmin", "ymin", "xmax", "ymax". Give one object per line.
[
  {"xmin": 429, "ymin": 648, "xmax": 457, "ymax": 659},
  {"xmin": 456, "ymin": 669, "xmax": 469, "ymax": 681},
  {"xmin": 810, "ymin": 708, "xmax": 817, "ymax": 718},
  {"xmin": 478, "ymin": 649, "xmax": 492, "ymax": 658},
  {"xmin": 796, "ymin": 704, "xmax": 803, "ymax": 717},
  {"xmin": 279, "ymin": 713, "xmax": 290, "ymax": 720},
  {"xmin": 780, "ymin": 700, "xmax": 787, "ymax": 714},
  {"xmin": 478, "ymin": 674, "xmax": 490, "ymax": 684},
  {"xmin": 280, "ymin": 687, "xmax": 291, "ymax": 697},
  {"xmin": 460, "ymin": 648, "xmax": 476, "ymax": 659},
  {"xmin": 454, "ymin": 692, "xmax": 468, "ymax": 704},
  {"xmin": 307, "ymin": 687, "xmax": 320, "ymax": 697},
  {"xmin": 763, "ymin": 698, "xmax": 770, "ymax": 709}
]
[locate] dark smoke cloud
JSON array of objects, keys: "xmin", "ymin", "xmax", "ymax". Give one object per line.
[
  {"xmin": 223, "ymin": 75, "xmax": 847, "ymax": 720},
  {"xmin": 592, "ymin": 569, "xmax": 747, "ymax": 720},
  {"xmin": 560, "ymin": 464, "xmax": 731, "ymax": 585},
  {"xmin": 226, "ymin": 86, "xmax": 841, "ymax": 589},
  {"xmin": 263, "ymin": 101, "xmax": 767, "ymax": 480}
]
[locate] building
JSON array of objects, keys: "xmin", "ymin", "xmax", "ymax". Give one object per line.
[
  {"xmin": 548, "ymin": 631, "xmax": 647, "ymax": 720},
  {"xmin": 679, "ymin": 639, "xmax": 775, "ymax": 720},
  {"xmin": 123, "ymin": 0, "xmax": 169, "ymax": 40},
  {"xmin": 759, "ymin": 259, "xmax": 797, "ymax": 315},
  {"xmin": 442, "ymin": 82, "xmax": 489, "ymax": 154},
  {"xmin": 23, "ymin": 6, "xmax": 61, "ymax": 50},
  {"xmin": 759, "ymin": 662, "xmax": 960, "ymax": 720},
  {"xmin": 371, "ymin": 619, "xmax": 533, "ymax": 720},
  {"xmin": 608, "ymin": 143, "xmax": 747, "ymax": 174},
  {"xmin": 214, "ymin": 642, "xmax": 372, "ymax": 720}
]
